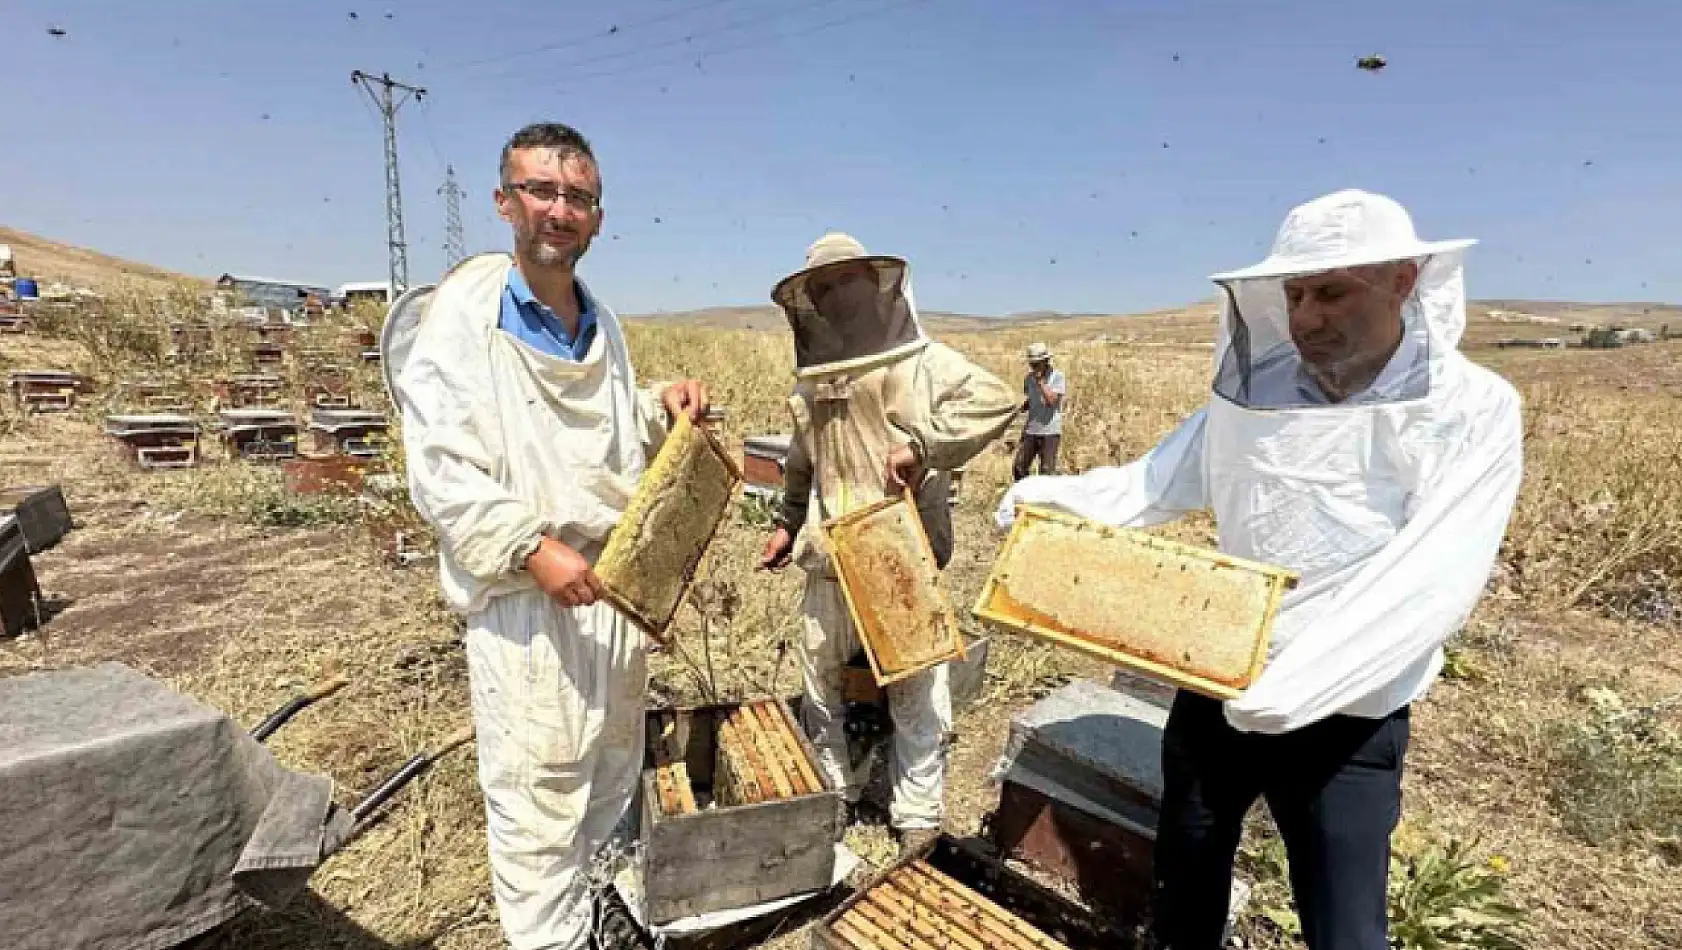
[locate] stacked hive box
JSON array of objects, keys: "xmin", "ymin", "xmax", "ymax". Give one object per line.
[{"xmin": 638, "ymin": 701, "xmax": 838, "ymax": 925}]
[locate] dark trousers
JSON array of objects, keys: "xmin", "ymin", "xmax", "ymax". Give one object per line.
[
  {"xmin": 1012, "ymin": 433, "xmax": 1061, "ymax": 480},
  {"xmin": 1152, "ymin": 692, "xmax": 1409, "ymax": 950}
]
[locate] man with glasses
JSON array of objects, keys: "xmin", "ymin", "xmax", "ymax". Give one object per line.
[
  {"xmin": 758, "ymin": 233, "xmax": 1019, "ymax": 856},
  {"xmin": 383, "ymin": 122, "xmax": 707, "ymax": 950},
  {"xmin": 997, "ymin": 191, "xmax": 1524, "ymax": 949}
]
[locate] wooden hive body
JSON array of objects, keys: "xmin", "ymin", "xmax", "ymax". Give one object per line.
[
  {"xmin": 596, "ymin": 414, "xmax": 741, "ymax": 640},
  {"xmin": 105, "ymin": 415, "xmax": 200, "ymax": 469},
  {"xmin": 821, "ymin": 493, "xmax": 965, "ymax": 686},
  {"xmin": 814, "ymin": 834, "xmax": 1130, "ymax": 950},
  {"xmin": 639, "ymin": 700, "xmax": 838, "ymax": 925},
  {"xmin": 975, "ymin": 505, "xmax": 1298, "ymax": 700}
]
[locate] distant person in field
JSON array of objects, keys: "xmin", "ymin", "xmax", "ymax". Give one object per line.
[
  {"xmin": 998, "ymin": 190, "xmax": 1525, "ymax": 950},
  {"xmin": 382, "ymin": 122, "xmax": 708, "ymax": 950},
  {"xmin": 758, "ymin": 233, "xmax": 1018, "ymax": 856},
  {"xmin": 1012, "ymin": 341, "xmax": 1066, "ymax": 480}
]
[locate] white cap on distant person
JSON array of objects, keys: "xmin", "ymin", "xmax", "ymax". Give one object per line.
[
  {"xmin": 1026, "ymin": 342, "xmax": 1051, "ymax": 363},
  {"xmin": 1209, "ymin": 189, "xmax": 1476, "ymax": 283}
]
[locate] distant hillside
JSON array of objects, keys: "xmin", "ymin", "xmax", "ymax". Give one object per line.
[
  {"xmin": 625, "ymin": 305, "xmax": 1001, "ymax": 333},
  {"xmin": 1, "ymin": 225, "xmax": 203, "ymax": 291}
]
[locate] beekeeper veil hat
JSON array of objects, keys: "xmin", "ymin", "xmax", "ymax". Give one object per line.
[
  {"xmin": 772, "ymin": 232, "xmax": 927, "ymax": 376},
  {"xmin": 1209, "ymin": 189, "xmax": 1477, "ymax": 409}
]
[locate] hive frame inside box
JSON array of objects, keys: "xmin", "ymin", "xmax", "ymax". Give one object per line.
[
  {"xmin": 974, "ymin": 504, "xmax": 1297, "ymax": 700},
  {"xmin": 821, "ymin": 492, "xmax": 966, "ymax": 688},
  {"xmin": 813, "ymin": 833, "xmax": 1131, "ymax": 950},
  {"xmin": 596, "ymin": 414, "xmax": 742, "ymax": 641},
  {"xmin": 638, "ymin": 700, "xmax": 839, "ymax": 926}
]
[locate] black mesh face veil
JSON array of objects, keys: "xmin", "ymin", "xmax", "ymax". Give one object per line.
[{"xmin": 773, "ymin": 258, "xmax": 923, "ymax": 373}]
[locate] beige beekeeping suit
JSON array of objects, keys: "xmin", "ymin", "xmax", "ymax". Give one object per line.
[
  {"xmin": 384, "ymin": 253, "xmax": 668, "ymax": 950},
  {"xmin": 771, "ymin": 234, "xmax": 1019, "ymax": 830}
]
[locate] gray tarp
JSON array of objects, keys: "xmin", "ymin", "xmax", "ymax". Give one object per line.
[{"xmin": 0, "ymin": 662, "xmax": 353, "ymax": 950}]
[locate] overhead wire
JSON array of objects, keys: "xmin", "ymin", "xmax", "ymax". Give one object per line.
[
  {"xmin": 453, "ymin": 0, "xmax": 854, "ymax": 84},
  {"xmin": 431, "ymin": 0, "xmax": 750, "ymax": 73},
  {"xmin": 438, "ymin": 0, "xmax": 936, "ymax": 101},
  {"xmin": 556, "ymin": 0, "xmax": 936, "ymax": 92}
]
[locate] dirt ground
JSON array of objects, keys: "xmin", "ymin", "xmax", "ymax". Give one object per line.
[{"xmin": 2, "ymin": 325, "xmax": 1679, "ymax": 950}]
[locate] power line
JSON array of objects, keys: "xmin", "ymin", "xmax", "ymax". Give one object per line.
[
  {"xmin": 456, "ymin": 0, "xmax": 852, "ymax": 84},
  {"xmin": 440, "ymin": 0, "xmax": 936, "ymax": 107},
  {"xmin": 351, "ymin": 70, "xmax": 426, "ymax": 294},
  {"xmin": 416, "ymin": 97, "xmax": 450, "ymax": 173},
  {"xmin": 432, "ymin": 0, "xmax": 748, "ymax": 73},
  {"xmin": 543, "ymin": 0, "xmax": 936, "ymax": 94}
]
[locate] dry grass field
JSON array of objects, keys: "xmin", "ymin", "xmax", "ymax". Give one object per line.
[{"xmin": 1, "ymin": 263, "xmax": 1678, "ymax": 949}]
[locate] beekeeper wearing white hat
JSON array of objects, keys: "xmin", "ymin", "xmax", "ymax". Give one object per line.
[
  {"xmin": 1012, "ymin": 342, "xmax": 1067, "ymax": 481},
  {"xmin": 997, "ymin": 190, "xmax": 1524, "ymax": 950},
  {"xmin": 759, "ymin": 232, "xmax": 1019, "ymax": 854},
  {"xmin": 383, "ymin": 122, "xmax": 707, "ymax": 950}
]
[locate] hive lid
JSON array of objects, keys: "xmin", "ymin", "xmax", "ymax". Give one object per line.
[
  {"xmin": 219, "ymin": 408, "xmax": 297, "ymax": 423},
  {"xmin": 743, "ymin": 433, "xmax": 792, "ymax": 453}
]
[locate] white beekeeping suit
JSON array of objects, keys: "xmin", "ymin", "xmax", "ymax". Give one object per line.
[
  {"xmin": 997, "ymin": 190, "xmax": 1525, "ymax": 734},
  {"xmin": 772, "ymin": 234, "xmax": 1019, "ymax": 833},
  {"xmin": 383, "ymin": 253, "xmax": 669, "ymax": 950}
]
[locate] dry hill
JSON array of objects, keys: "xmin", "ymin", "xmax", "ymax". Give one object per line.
[{"xmin": 1, "ymin": 225, "xmax": 204, "ymax": 291}]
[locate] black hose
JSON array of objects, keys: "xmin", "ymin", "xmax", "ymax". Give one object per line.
[
  {"xmin": 250, "ymin": 697, "xmax": 310, "ymax": 742},
  {"xmin": 351, "ymin": 752, "xmax": 429, "ymax": 824}
]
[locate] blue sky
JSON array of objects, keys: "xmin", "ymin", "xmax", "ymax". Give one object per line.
[{"xmin": 3, "ymin": 0, "xmax": 1677, "ymax": 314}]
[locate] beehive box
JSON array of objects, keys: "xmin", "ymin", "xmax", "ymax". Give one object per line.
[
  {"xmin": 596, "ymin": 413, "xmax": 741, "ymax": 641},
  {"xmin": 0, "ymin": 486, "xmax": 72, "ymax": 554},
  {"xmin": 640, "ymin": 700, "xmax": 837, "ymax": 925},
  {"xmin": 822, "ymin": 493, "xmax": 965, "ymax": 686},
  {"xmin": 974, "ymin": 505, "xmax": 1297, "ymax": 700},
  {"xmin": 9, "ymin": 371, "xmax": 88, "ymax": 413},
  {"xmin": 114, "ymin": 378, "xmax": 191, "ymax": 414},
  {"xmin": 218, "ymin": 409, "xmax": 300, "ymax": 461},
  {"xmin": 741, "ymin": 433, "xmax": 791, "ymax": 498},
  {"xmin": 308, "ymin": 409, "xmax": 388, "ymax": 457},
  {"xmin": 989, "ymin": 679, "xmax": 1170, "ymax": 930},
  {"xmin": 814, "ymin": 834, "xmax": 1129, "ymax": 950},
  {"xmin": 217, "ymin": 374, "xmax": 285, "ymax": 409},
  {"xmin": 105, "ymin": 415, "xmax": 200, "ymax": 469}
]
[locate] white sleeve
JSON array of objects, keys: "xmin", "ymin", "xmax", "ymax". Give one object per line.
[
  {"xmin": 1224, "ymin": 384, "xmax": 1525, "ymax": 734},
  {"xmin": 396, "ymin": 311, "xmax": 550, "ymax": 583},
  {"xmin": 995, "ymin": 408, "xmax": 1209, "ymax": 529}
]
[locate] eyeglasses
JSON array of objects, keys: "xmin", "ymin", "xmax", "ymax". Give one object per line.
[{"xmin": 504, "ymin": 180, "xmax": 601, "ymax": 213}]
